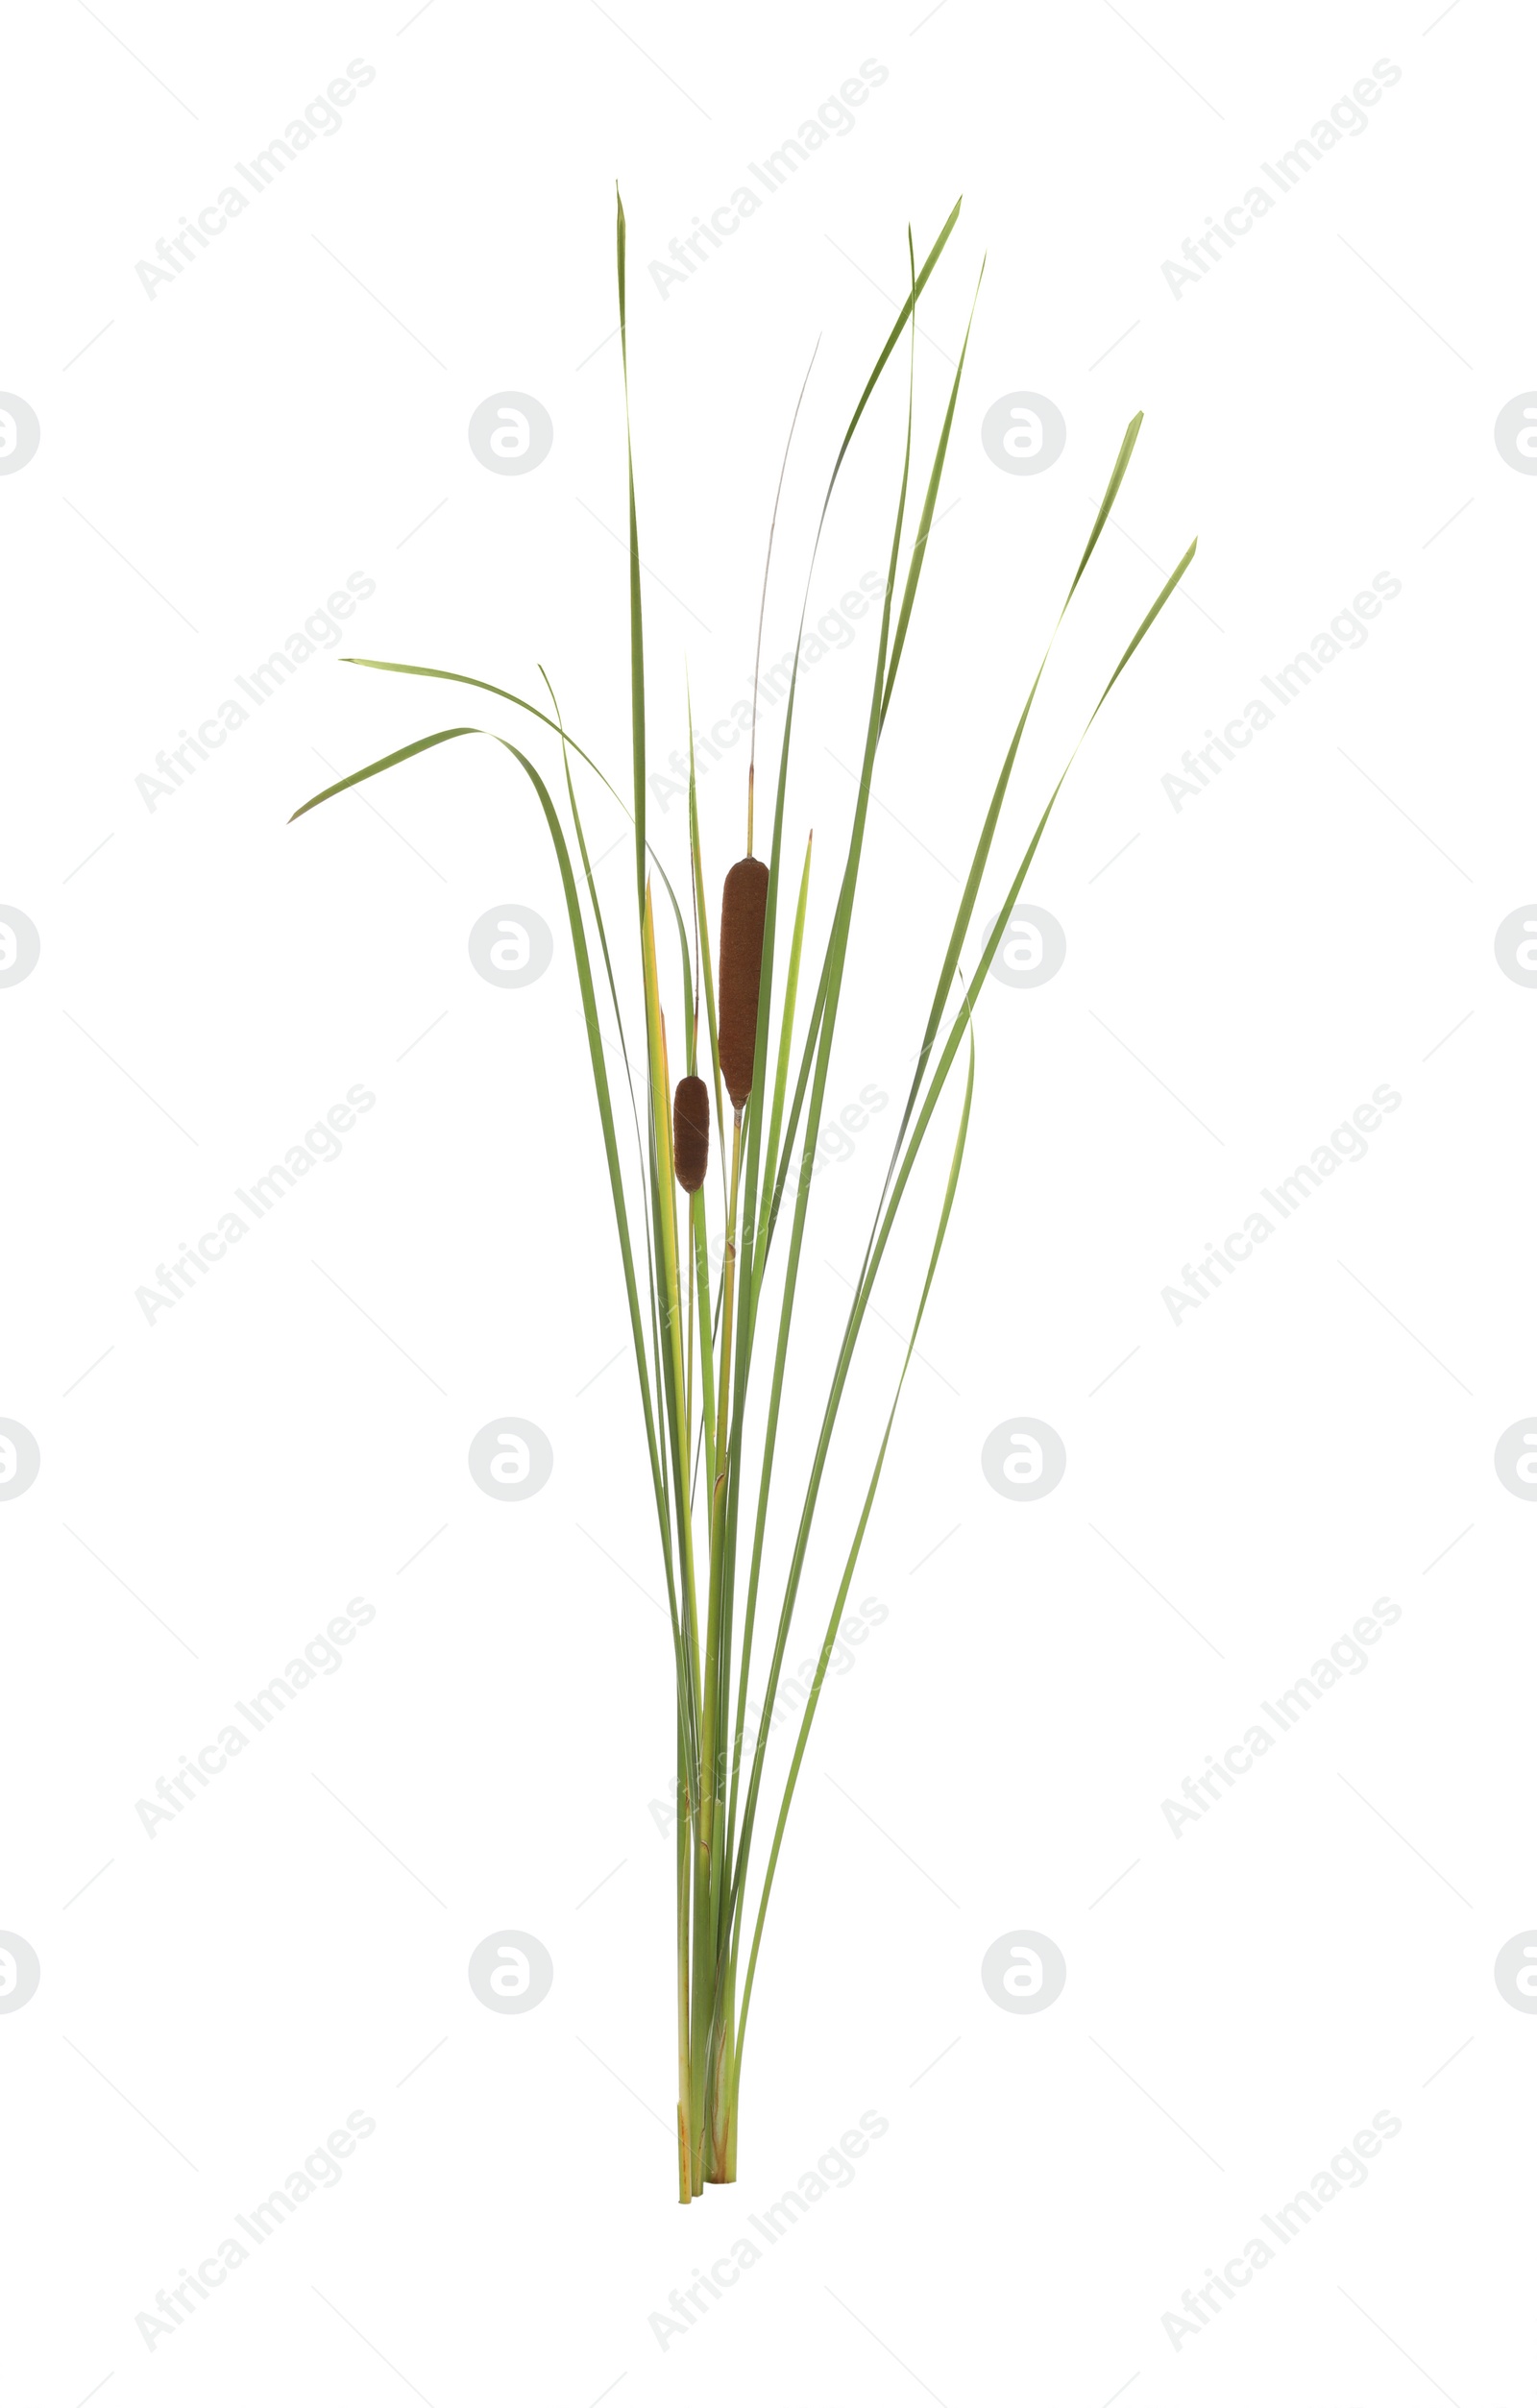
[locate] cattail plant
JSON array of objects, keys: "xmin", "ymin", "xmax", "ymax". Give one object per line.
[
  {"xmin": 292, "ymin": 192, "xmax": 1194, "ymax": 2201},
  {"xmin": 717, "ymin": 859, "xmax": 769, "ymax": 1110},
  {"xmin": 672, "ymin": 1076, "xmax": 710, "ymax": 1193}
]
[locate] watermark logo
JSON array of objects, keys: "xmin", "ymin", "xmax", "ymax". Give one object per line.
[
  {"xmin": 134, "ymin": 1598, "xmax": 378, "ymax": 1838},
  {"xmin": 468, "ymin": 393, "xmax": 553, "ymax": 474},
  {"xmin": 0, "ymin": 1420, "xmax": 40, "ymax": 1501},
  {"xmin": 0, "ymin": 1933, "xmax": 40, "ymax": 2012},
  {"xmin": 981, "ymin": 1930, "xmax": 1066, "ymax": 2012},
  {"xmin": 135, "ymin": 575, "xmax": 378, "ymax": 813},
  {"xmin": 1494, "ymin": 906, "xmax": 1537, "ymax": 985},
  {"xmin": 649, "ymin": 570, "xmax": 886, "ymax": 813},
  {"xmin": 1494, "ymin": 1932, "xmax": 1537, "ymax": 2010},
  {"xmin": 984, "ymin": 904, "xmax": 1065, "ymax": 987},
  {"xmin": 1161, "ymin": 575, "xmax": 1403, "ymax": 812},
  {"xmin": 468, "ymin": 1418, "xmax": 553, "ymax": 1501},
  {"xmin": 0, "ymin": 395, "xmax": 40, "ymax": 474},
  {"xmin": 1159, "ymin": 61, "xmax": 1403, "ymax": 304},
  {"xmin": 134, "ymin": 62, "xmax": 378, "ymax": 302},
  {"xmin": 134, "ymin": 2110, "xmax": 377, "ymax": 2351},
  {"xmin": 1159, "ymin": 2111, "xmax": 1403, "ymax": 2352},
  {"xmin": 0, "ymin": 907, "xmax": 40, "ymax": 986},
  {"xmin": 981, "ymin": 392, "xmax": 1065, "ymax": 475},
  {"xmin": 1161, "ymin": 1598, "xmax": 1402, "ymax": 1838},
  {"xmin": 1494, "ymin": 1420, "xmax": 1537, "ymax": 1500},
  {"xmin": 1162, "ymin": 1082, "xmax": 1402, "ymax": 1326},
  {"xmin": 136, "ymin": 1084, "xmax": 377, "ymax": 1325},
  {"xmin": 647, "ymin": 61, "xmax": 890, "ymax": 303},
  {"xmin": 708, "ymin": 1085, "xmax": 890, "ymax": 1260},
  {"xmin": 468, "ymin": 1930, "xmax": 553, "ymax": 2011},
  {"xmin": 981, "ymin": 1417, "xmax": 1065, "ymax": 1500},
  {"xmin": 469, "ymin": 905, "xmax": 553, "ymax": 986},
  {"xmin": 647, "ymin": 1594, "xmax": 892, "ymax": 1837},
  {"xmin": 1494, "ymin": 395, "xmax": 1537, "ymax": 474},
  {"xmin": 647, "ymin": 2109, "xmax": 890, "ymax": 2349}
]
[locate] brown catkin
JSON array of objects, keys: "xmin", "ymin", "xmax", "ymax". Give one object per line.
[
  {"xmin": 717, "ymin": 856, "xmax": 769, "ymax": 1109},
  {"xmin": 672, "ymin": 1075, "xmax": 710, "ymax": 1192}
]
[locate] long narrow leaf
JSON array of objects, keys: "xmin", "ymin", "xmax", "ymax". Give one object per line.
[
  {"xmin": 727, "ymin": 537, "xmax": 1199, "ymax": 1958},
  {"xmin": 686, "ymin": 724, "xmax": 727, "ymax": 1222},
  {"xmin": 722, "ymin": 230, "xmax": 922, "ymax": 1940},
  {"xmin": 872, "ymin": 410, "xmax": 1152, "ymax": 1228},
  {"xmin": 717, "ymin": 211, "xmax": 960, "ymax": 1906},
  {"xmin": 292, "ymin": 727, "xmax": 478, "ymax": 819},
  {"xmin": 751, "ymin": 831, "xmax": 812, "ymax": 1289},
  {"xmin": 878, "ymin": 262, "xmax": 984, "ymax": 722},
  {"xmin": 291, "ymin": 726, "xmax": 702, "ymax": 1808},
  {"xmin": 736, "ymin": 1018, "xmax": 975, "ymax": 2070},
  {"xmin": 339, "ymin": 658, "xmax": 621, "ymax": 798},
  {"xmin": 541, "ymin": 672, "xmax": 669, "ymax": 1447},
  {"xmin": 617, "ymin": 188, "xmax": 647, "ymax": 927}
]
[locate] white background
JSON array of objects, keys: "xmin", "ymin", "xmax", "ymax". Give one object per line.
[{"xmin": 2, "ymin": 0, "xmax": 1533, "ymax": 2400}]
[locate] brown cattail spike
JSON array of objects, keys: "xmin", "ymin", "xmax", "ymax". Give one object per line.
[
  {"xmin": 673, "ymin": 1075, "xmax": 710, "ymax": 1193},
  {"xmin": 717, "ymin": 856, "xmax": 769, "ymax": 1110}
]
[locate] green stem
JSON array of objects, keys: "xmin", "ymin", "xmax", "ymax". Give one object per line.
[
  {"xmin": 676, "ymin": 1714, "xmax": 692, "ymax": 2202},
  {"xmin": 708, "ymin": 1972, "xmax": 736, "ymax": 2181},
  {"xmin": 691, "ymin": 1110, "xmax": 743, "ymax": 2186},
  {"xmin": 683, "ymin": 1217, "xmax": 695, "ymax": 1456},
  {"xmin": 701, "ymin": 1112, "xmax": 743, "ymax": 1861},
  {"xmin": 690, "ymin": 1185, "xmax": 716, "ymax": 1504}
]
